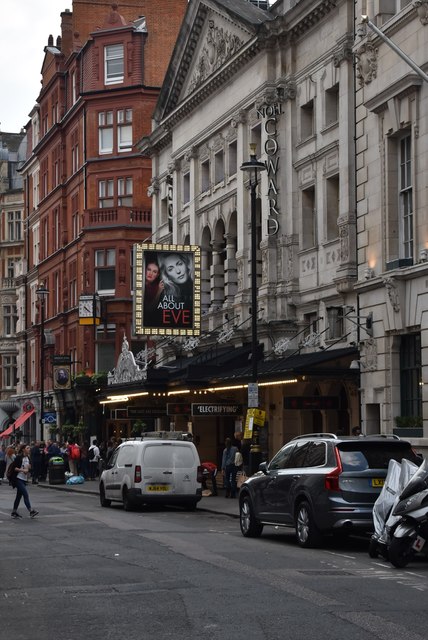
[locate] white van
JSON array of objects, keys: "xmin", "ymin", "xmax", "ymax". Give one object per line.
[{"xmin": 99, "ymin": 435, "xmax": 203, "ymax": 511}]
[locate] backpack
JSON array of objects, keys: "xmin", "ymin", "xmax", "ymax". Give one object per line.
[
  {"xmin": 6, "ymin": 461, "xmax": 16, "ymax": 480},
  {"xmin": 88, "ymin": 447, "xmax": 95, "ymax": 461},
  {"xmin": 70, "ymin": 444, "xmax": 80, "ymax": 460}
]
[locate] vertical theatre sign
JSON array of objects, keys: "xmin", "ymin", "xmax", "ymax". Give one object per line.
[
  {"xmin": 134, "ymin": 243, "xmax": 201, "ymax": 336},
  {"xmin": 256, "ymin": 102, "xmax": 282, "ymax": 236}
]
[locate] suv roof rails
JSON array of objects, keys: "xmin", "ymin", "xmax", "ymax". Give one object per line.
[
  {"xmin": 292, "ymin": 433, "xmax": 338, "ymax": 440},
  {"xmin": 363, "ymin": 433, "xmax": 401, "ymax": 440}
]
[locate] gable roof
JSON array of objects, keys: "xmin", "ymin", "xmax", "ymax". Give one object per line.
[{"xmin": 153, "ymin": 0, "xmax": 274, "ymax": 124}]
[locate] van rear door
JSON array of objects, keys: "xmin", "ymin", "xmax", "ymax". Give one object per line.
[{"xmin": 141, "ymin": 442, "xmax": 198, "ymax": 496}]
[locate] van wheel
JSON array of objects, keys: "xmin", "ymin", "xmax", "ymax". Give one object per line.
[
  {"xmin": 122, "ymin": 487, "xmax": 134, "ymax": 511},
  {"xmin": 295, "ymin": 501, "xmax": 323, "ymax": 548},
  {"xmin": 99, "ymin": 483, "xmax": 111, "ymax": 508}
]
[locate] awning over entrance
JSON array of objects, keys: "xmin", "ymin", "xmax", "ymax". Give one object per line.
[{"xmin": 0, "ymin": 408, "xmax": 35, "ymax": 438}]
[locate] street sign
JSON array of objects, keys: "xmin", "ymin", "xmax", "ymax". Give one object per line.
[{"xmin": 247, "ymin": 382, "xmax": 259, "ymax": 408}]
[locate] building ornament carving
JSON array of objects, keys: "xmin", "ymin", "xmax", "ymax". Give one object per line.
[
  {"xmin": 333, "ymin": 34, "xmax": 354, "ymax": 67},
  {"xmin": 413, "ymin": 0, "xmax": 428, "ymax": 24},
  {"xmin": 167, "ymin": 159, "xmax": 181, "ymax": 173},
  {"xmin": 217, "ymin": 327, "xmax": 234, "ymax": 344},
  {"xmin": 230, "ymin": 109, "xmax": 247, "ymax": 128},
  {"xmin": 147, "ymin": 177, "xmax": 159, "ymax": 198},
  {"xmin": 363, "ymin": 337, "xmax": 378, "ymax": 371},
  {"xmin": 183, "ymin": 336, "xmax": 200, "ymax": 351},
  {"xmin": 274, "ymin": 337, "xmax": 291, "ymax": 355},
  {"xmin": 184, "ymin": 146, "xmax": 198, "ymax": 162},
  {"xmin": 382, "ymin": 276, "xmax": 400, "ymax": 312},
  {"xmin": 355, "ymin": 41, "xmax": 378, "ymax": 86},
  {"xmin": 108, "ymin": 336, "xmax": 147, "ymax": 384},
  {"xmin": 187, "ymin": 20, "xmax": 244, "ymax": 95}
]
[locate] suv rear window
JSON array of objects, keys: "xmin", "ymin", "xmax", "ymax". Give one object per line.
[{"xmin": 337, "ymin": 442, "xmax": 418, "ymax": 472}]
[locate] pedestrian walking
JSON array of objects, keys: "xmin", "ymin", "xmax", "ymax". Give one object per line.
[
  {"xmin": 88, "ymin": 439, "xmax": 100, "ymax": 480},
  {"xmin": 9, "ymin": 444, "xmax": 39, "ymax": 519},
  {"xmin": 67, "ymin": 440, "xmax": 81, "ymax": 476},
  {"xmin": 30, "ymin": 440, "xmax": 42, "ymax": 484},
  {"xmin": 221, "ymin": 437, "xmax": 239, "ymax": 498},
  {"xmin": 0, "ymin": 444, "xmax": 6, "ymax": 483}
]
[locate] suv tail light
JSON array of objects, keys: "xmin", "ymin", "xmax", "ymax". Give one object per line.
[
  {"xmin": 197, "ymin": 465, "xmax": 204, "ymax": 483},
  {"xmin": 134, "ymin": 465, "xmax": 142, "ymax": 483},
  {"xmin": 324, "ymin": 447, "xmax": 343, "ymax": 492}
]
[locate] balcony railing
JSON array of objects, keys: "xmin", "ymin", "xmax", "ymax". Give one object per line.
[{"xmin": 84, "ymin": 207, "xmax": 151, "ymax": 228}]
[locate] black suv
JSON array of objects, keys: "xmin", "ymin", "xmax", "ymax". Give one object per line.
[{"xmin": 239, "ymin": 433, "xmax": 420, "ymax": 547}]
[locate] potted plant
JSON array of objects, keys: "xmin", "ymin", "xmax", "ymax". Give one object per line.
[{"xmin": 393, "ymin": 415, "xmax": 423, "ymax": 437}]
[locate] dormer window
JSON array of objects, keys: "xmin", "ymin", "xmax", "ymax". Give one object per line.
[{"xmin": 105, "ymin": 44, "xmax": 124, "ymax": 85}]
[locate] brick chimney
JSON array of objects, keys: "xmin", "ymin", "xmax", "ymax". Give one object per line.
[{"xmin": 60, "ymin": 8, "xmax": 73, "ymax": 57}]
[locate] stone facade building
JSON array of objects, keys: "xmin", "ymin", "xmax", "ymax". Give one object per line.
[
  {"xmin": 139, "ymin": 0, "xmax": 362, "ymax": 462},
  {"xmin": 0, "ymin": 130, "xmax": 26, "ymax": 431},
  {"xmin": 353, "ymin": 0, "xmax": 428, "ymax": 446}
]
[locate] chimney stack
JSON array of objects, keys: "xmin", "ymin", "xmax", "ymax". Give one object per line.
[{"xmin": 60, "ymin": 8, "xmax": 73, "ymax": 57}]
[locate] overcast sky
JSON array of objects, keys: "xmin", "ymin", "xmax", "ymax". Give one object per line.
[{"xmin": 0, "ymin": 0, "xmax": 68, "ymax": 133}]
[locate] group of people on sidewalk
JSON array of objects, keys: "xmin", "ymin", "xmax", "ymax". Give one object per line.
[{"xmin": 201, "ymin": 436, "xmax": 246, "ymax": 499}]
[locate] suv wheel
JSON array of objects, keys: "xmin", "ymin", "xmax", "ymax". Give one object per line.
[
  {"xmin": 99, "ymin": 483, "xmax": 111, "ymax": 508},
  {"xmin": 295, "ymin": 500, "xmax": 323, "ymax": 548},
  {"xmin": 240, "ymin": 495, "xmax": 263, "ymax": 537}
]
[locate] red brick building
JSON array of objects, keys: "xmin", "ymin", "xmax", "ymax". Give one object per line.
[{"xmin": 17, "ymin": 1, "xmax": 187, "ymax": 440}]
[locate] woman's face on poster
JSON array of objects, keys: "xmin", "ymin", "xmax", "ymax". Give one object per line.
[
  {"xmin": 163, "ymin": 255, "xmax": 190, "ymax": 285},
  {"xmin": 146, "ymin": 262, "xmax": 160, "ymax": 283}
]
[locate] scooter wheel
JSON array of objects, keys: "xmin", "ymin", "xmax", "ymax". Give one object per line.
[
  {"xmin": 368, "ymin": 537, "xmax": 379, "ymax": 558},
  {"xmin": 389, "ymin": 536, "xmax": 413, "ymax": 568}
]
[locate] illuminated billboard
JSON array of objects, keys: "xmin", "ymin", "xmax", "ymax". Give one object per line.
[{"xmin": 134, "ymin": 244, "xmax": 201, "ymax": 336}]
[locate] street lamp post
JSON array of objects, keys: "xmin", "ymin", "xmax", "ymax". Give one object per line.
[
  {"xmin": 36, "ymin": 284, "xmax": 49, "ymax": 441},
  {"xmin": 241, "ymin": 144, "xmax": 266, "ymax": 473}
]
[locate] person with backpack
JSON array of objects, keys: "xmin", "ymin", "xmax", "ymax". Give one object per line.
[
  {"xmin": 9, "ymin": 443, "xmax": 38, "ymax": 519},
  {"xmin": 67, "ymin": 440, "xmax": 81, "ymax": 476},
  {"xmin": 88, "ymin": 439, "xmax": 100, "ymax": 480}
]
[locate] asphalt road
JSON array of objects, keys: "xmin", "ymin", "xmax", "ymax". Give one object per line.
[{"xmin": 1, "ymin": 483, "xmax": 428, "ymax": 640}]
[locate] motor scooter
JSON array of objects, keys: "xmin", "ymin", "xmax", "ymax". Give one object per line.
[
  {"xmin": 369, "ymin": 458, "xmax": 418, "ymax": 559},
  {"xmin": 388, "ymin": 457, "xmax": 428, "ymax": 568}
]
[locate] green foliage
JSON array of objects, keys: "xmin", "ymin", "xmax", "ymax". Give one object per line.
[{"xmin": 394, "ymin": 415, "xmax": 423, "ymax": 429}]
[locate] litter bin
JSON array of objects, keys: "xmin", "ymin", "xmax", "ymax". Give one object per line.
[{"xmin": 48, "ymin": 456, "xmax": 65, "ymax": 485}]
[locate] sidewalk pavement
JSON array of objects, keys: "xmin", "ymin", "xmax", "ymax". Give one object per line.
[{"xmin": 36, "ymin": 480, "xmax": 240, "ymax": 518}]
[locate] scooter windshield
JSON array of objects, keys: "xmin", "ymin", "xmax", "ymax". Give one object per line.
[{"xmin": 400, "ymin": 457, "xmax": 428, "ymax": 500}]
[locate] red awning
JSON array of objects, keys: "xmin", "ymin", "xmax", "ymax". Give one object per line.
[
  {"xmin": 12, "ymin": 408, "xmax": 35, "ymax": 430},
  {"xmin": 0, "ymin": 424, "xmax": 13, "ymax": 438},
  {"xmin": 0, "ymin": 408, "xmax": 35, "ymax": 438}
]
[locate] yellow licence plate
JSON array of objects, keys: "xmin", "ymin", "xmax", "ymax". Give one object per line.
[
  {"xmin": 146, "ymin": 485, "xmax": 170, "ymax": 492},
  {"xmin": 371, "ymin": 478, "xmax": 384, "ymax": 487}
]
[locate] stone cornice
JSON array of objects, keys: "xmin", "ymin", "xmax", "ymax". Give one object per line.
[{"xmin": 364, "ymin": 74, "xmax": 422, "ymax": 114}]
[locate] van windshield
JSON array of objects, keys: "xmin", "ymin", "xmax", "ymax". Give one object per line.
[{"xmin": 143, "ymin": 444, "xmax": 195, "ymax": 469}]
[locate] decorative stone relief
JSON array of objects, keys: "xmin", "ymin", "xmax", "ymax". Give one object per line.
[
  {"xmin": 231, "ymin": 109, "xmax": 247, "ymax": 128},
  {"xmin": 184, "ymin": 146, "xmax": 198, "ymax": 162},
  {"xmin": 355, "ymin": 41, "xmax": 378, "ymax": 86},
  {"xmin": 147, "ymin": 177, "xmax": 159, "ymax": 198},
  {"xmin": 187, "ymin": 19, "xmax": 244, "ymax": 94},
  {"xmin": 382, "ymin": 276, "xmax": 400, "ymax": 312},
  {"xmin": 108, "ymin": 335, "xmax": 147, "ymax": 384},
  {"xmin": 364, "ymin": 337, "xmax": 378, "ymax": 371},
  {"xmin": 413, "ymin": 0, "xmax": 428, "ymax": 24},
  {"xmin": 277, "ymin": 79, "xmax": 297, "ymax": 101},
  {"xmin": 167, "ymin": 159, "xmax": 181, "ymax": 173},
  {"xmin": 333, "ymin": 34, "xmax": 354, "ymax": 67},
  {"xmin": 339, "ymin": 225, "xmax": 350, "ymax": 262},
  {"xmin": 262, "ymin": 248, "xmax": 269, "ymax": 284}
]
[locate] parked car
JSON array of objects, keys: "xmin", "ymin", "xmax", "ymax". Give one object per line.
[
  {"xmin": 239, "ymin": 433, "xmax": 421, "ymax": 547},
  {"xmin": 99, "ymin": 434, "xmax": 203, "ymax": 511}
]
